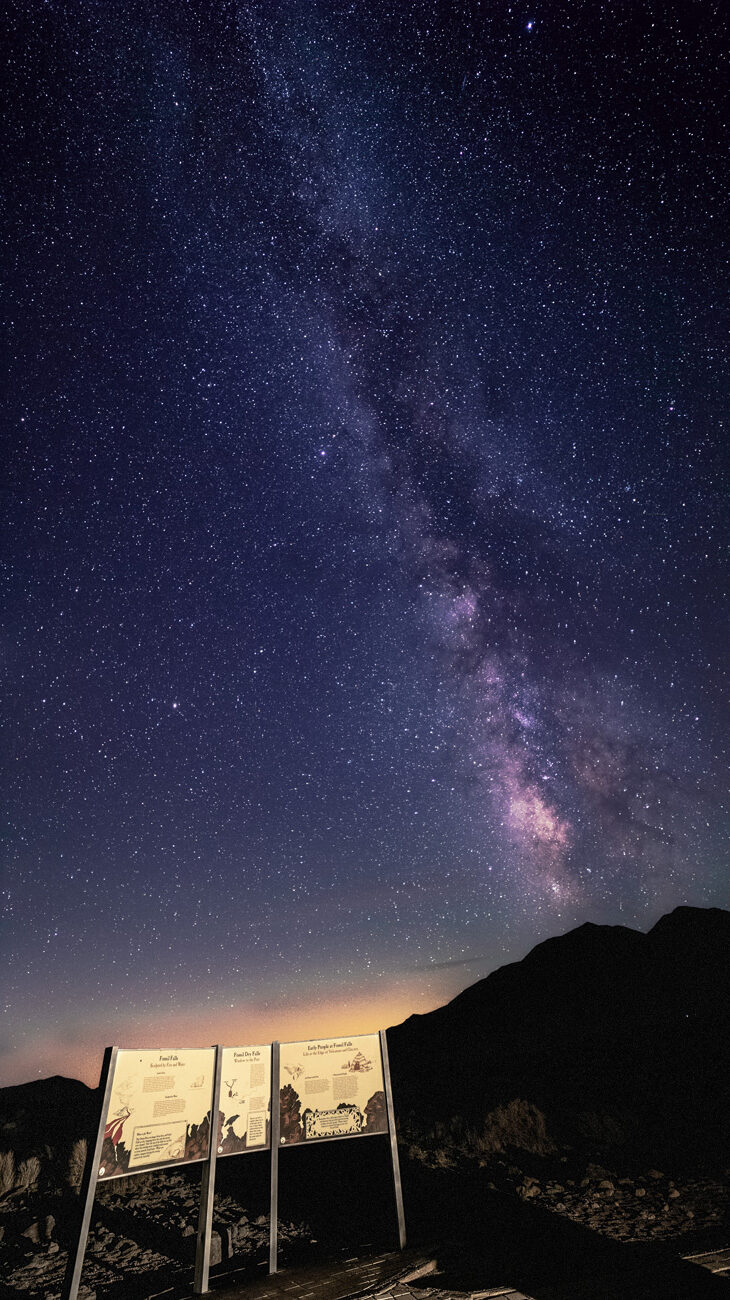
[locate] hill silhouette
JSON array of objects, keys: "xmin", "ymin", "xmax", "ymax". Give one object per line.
[
  {"xmin": 386, "ymin": 906, "xmax": 730, "ymax": 1168},
  {"xmin": 0, "ymin": 1075, "xmax": 97, "ymax": 1172}
]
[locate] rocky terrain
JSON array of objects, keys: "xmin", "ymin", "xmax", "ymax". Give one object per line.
[
  {"xmin": 0, "ymin": 1165, "xmax": 314, "ymax": 1299},
  {"xmin": 401, "ymin": 1136, "xmax": 730, "ymax": 1248},
  {"xmin": 0, "ymin": 1078, "xmax": 312, "ymax": 1298},
  {"xmin": 1, "ymin": 905, "xmax": 728, "ymax": 1297}
]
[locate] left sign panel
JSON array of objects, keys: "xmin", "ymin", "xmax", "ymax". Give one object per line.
[{"xmin": 98, "ymin": 1048, "xmax": 216, "ymax": 1180}]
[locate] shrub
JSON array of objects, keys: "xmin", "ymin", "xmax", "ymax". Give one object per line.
[
  {"xmin": 0, "ymin": 1151, "xmax": 15, "ymax": 1197},
  {"xmin": 16, "ymin": 1156, "xmax": 41, "ymax": 1191},
  {"xmin": 67, "ymin": 1139, "xmax": 87, "ymax": 1192},
  {"xmin": 469, "ymin": 1099, "xmax": 555, "ymax": 1157}
]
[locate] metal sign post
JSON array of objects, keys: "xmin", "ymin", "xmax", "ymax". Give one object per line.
[
  {"xmin": 268, "ymin": 1041, "xmax": 280, "ymax": 1274},
  {"xmin": 62, "ymin": 1045, "xmax": 118, "ymax": 1300},
  {"xmin": 380, "ymin": 1029, "xmax": 406, "ymax": 1250},
  {"xmin": 193, "ymin": 1044, "xmax": 223, "ymax": 1294}
]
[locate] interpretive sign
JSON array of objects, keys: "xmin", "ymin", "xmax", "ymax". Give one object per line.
[
  {"xmin": 217, "ymin": 1045, "xmax": 271, "ymax": 1154},
  {"xmin": 278, "ymin": 1034, "xmax": 387, "ymax": 1144},
  {"xmin": 98, "ymin": 1047, "xmax": 215, "ymax": 1179},
  {"xmin": 65, "ymin": 1033, "xmax": 403, "ymax": 1300}
]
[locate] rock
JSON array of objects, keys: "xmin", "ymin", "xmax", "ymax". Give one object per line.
[
  {"xmin": 635, "ymin": 1187, "xmax": 646, "ymax": 1197},
  {"xmin": 648, "ymin": 1169, "xmax": 663, "ymax": 1179},
  {"xmin": 21, "ymin": 1221, "xmax": 40, "ymax": 1242},
  {"xmin": 598, "ymin": 1180, "xmax": 614, "ymax": 1194},
  {"xmin": 586, "ymin": 1163, "xmax": 611, "ymax": 1179},
  {"xmin": 669, "ymin": 1187, "xmax": 680, "ymax": 1198},
  {"xmin": 44, "ymin": 1214, "xmax": 55, "ymax": 1239}
]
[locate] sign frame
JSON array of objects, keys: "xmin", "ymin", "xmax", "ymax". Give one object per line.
[
  {"xmin": 267, "ymin": 1029, "xmax": 405, "ymax": 1273},
  {"xmin": 64, "ymin": 1032, "xmax": 405, "ymax": 1296}
]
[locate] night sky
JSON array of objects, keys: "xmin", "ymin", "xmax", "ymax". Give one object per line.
[{"xmin": 3, "ymin": 1, "xmax": 727, "ymax": 1088}]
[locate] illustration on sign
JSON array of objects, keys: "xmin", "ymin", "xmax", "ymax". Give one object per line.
[
  {"xmin": 98, "ymin": 1048, "xmax": 215, "ymax": 1180},
  {"xmin": 278, "ymin": 1034, "xmax": 387, "ymax": 1145},
  {"xmin": 217, "ymin": 1045, "xmax": 272, "ymax": 1155}
]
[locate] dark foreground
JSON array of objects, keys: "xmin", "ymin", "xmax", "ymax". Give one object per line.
[{"xmin": 1, "ymin": 1143, "xmax": 728, "ymax": 1300}]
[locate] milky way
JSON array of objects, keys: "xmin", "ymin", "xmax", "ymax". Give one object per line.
[{"xmin": 3, "ymin": 1, "xmax": 727, "ymax": 1084}]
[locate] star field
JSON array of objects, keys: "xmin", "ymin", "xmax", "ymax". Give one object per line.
[{"xmin": 2, "ymin": 0, "xmax": 727, "ymax": 1085}]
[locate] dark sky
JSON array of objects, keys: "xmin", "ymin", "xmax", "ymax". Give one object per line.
[{"xmin": 3, "ymin": 0, "xmax": 727, "ymax": 1086}]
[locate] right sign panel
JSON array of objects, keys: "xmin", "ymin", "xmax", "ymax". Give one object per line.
[{"xmin": 279, "ymin": 1034, "xmax": 387, "ymax": 1144}]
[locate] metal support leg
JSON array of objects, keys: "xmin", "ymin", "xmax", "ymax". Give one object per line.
[
  {"xmin": 194, "ymin": 1045, "xmax": 223, "ymax": 1293},
  {"xmin": 268, "ymin": 1041, "xmax": 280, "ymax": 1274},
  {"xmin": 380, "ymin": 1029, "xmax": 406, "ymax": 1250},
  {"xmin": 62, "ymin": 1046, "xmax": 118, "ymax": 1300}
]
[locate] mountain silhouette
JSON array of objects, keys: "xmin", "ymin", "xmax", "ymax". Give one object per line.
[{"xmin": 386, "ymin": 906, "xmax": 730, "ymax": 1166}]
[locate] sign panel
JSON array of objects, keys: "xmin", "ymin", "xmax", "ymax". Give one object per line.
[
  {"xmin": 98, "ymin": 1048, "xmax": 215, "ymax": 1180},
  {"xmin": 278, "ymin": 1034, "xmax": 387, "ymax": 1144},
  {"xmin": 217, "ymin": 1045, "xmax": 272, "ymax": 1155}
]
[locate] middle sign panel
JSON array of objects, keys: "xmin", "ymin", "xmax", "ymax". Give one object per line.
[
  {"xmin": 217, "ymin": 1045, "xmax": 272, "ymax": 1155},
  {"xmin": 278, "ymin": 1034, "xmax": 387, "ymax": 1144}
]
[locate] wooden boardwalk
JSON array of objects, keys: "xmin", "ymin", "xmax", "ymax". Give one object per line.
[
  {"xmin": 178, "ymin": 1241, "xmax": 730, "ymax": 1300},
  {"xmin": 683, "ymin": 1247, "xmax": 730, "ymax": 1279},
  {"xmin": 191, "ymin": 1251, "xmax": 533, "ymax": 1300}
]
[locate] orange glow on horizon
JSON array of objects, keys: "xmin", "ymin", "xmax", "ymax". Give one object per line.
[{"xmin": 3, "ymin": 979, "xmax": 453, "ymax": 1088}]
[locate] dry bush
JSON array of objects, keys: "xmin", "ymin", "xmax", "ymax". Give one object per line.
[
  {"xmin": 15, "ymin": 1155, "xmax": 41, "ymax": 1191},
  {"xmin": 0, "ymin": 1151, "xmax": 15, "ymax": 1197},
  {"xmin": 468, "ymin": 1099, "xmax": 555, "ymax": 1157},
  {"xmin": 432, "ymin": 1147, "xmax": 456, "ymax": 1168},
  {"xmin": 67, "ymin": 1138, "xmax": 87, "ymax": 1192}
]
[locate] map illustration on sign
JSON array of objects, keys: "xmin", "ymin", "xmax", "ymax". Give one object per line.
[
  {"xmin": 98, "ymin": 1048, "xmax": 215, "ymax": 1180},
  {"xmin": 278, "ymin": 1034, "xmax": 387, "ymax": 1145},
  {"xmin": 217, "ymin": 1045, "xmax": 272, "ymax": 1155}
]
